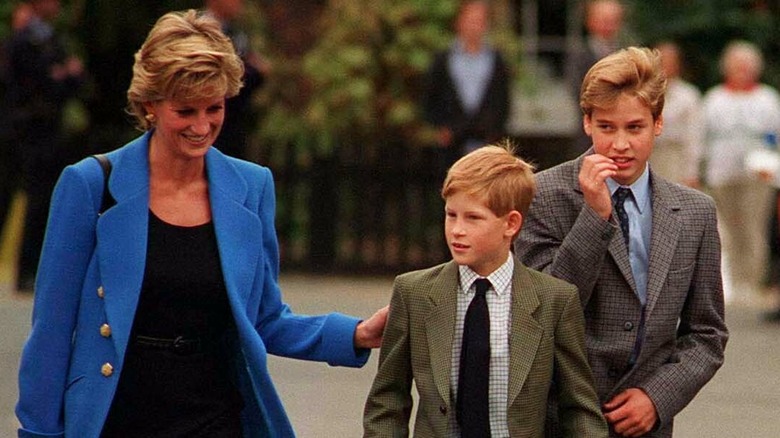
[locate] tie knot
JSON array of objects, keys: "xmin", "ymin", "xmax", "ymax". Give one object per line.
[
  {"xmin": 474, "ymin": 278, "xmax": 491, "ymax": 297},
  {"xmin": 613, "ymin": 187, "xmax": 632, "ymax": 206}
]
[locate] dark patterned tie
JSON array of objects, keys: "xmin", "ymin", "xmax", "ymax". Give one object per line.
[
  {"xmin": 457, "ymin": 278, "xmax": 491, "ymax": 438},
  {"xmin": 613, "ymin": 187, "xmax": 632, "ymax": 248}
]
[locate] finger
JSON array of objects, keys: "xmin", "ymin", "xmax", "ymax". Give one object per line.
[
  {"xmin": 603, "ymin": 391, "xmax": 630, "ymax": 410},
  {"xmin": 610, "ymin": 415, "xmax": 635, "ymax": 435}
]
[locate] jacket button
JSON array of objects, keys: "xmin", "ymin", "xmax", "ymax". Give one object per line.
[
  {"xmin": 97, "ymin": 286, "xmax": 105, "ymax": 298},
  {"xmin": 100, "ymin": 323, "xmax": 112, "ymax": 337},
  {"xmin": 101, "ymin": 363, "xmax": 114, "ymax": 377},
  {"xmin": 439, "ymin": 405, "xmax": 447, "ymax": 415},
  {"xmin": 608, "ymin": 368, "xmax": 619, "ymax": 378},
  {"xmin": 623, "ymin": 321, "xmax": 634, "ymax": 331}
]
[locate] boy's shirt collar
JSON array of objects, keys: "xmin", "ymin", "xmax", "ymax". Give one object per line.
[
  {"xmin": 606, "ymin": 164, "xmax": 651, "ymax": 214},
  {"xmin": 458, "ymin": 254, "xmax": 514, "ymax": 296}
]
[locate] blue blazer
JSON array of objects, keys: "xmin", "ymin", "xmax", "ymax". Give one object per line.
[{"xmin": 16, "ymin": 132, "xmax": 369, "ymax": 438}]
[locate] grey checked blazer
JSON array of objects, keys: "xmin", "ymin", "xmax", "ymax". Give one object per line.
[
  {"xmin": 515, "ymin": 151, "xmax": 729, "ymax": 437},
  {"xmin": 363, "ymin": 260, "xmax": 608, "ymax": 437}
]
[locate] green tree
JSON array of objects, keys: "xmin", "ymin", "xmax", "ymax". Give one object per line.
[
  {"xmin": 628, "ymin": 0, "xmax": 780, "ymax": 90},
  {"xmin": 255, "ymin": 0, "xmax": 520, "ymax": 165}
]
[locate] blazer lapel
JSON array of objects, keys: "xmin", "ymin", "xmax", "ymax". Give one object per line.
[
  {"xmin": 609, "ymin": 233, "xmax": 638, "ymax": 293},
  {"xmin": 507, "ymin": 265, "xmax": 543, "ymax": 407},
  {"xmin": 96, "ymin": 134, "xmax": 151, "ymax": 361},
  {"xmin": 573, "ymin": 151, "xmax": 638, "ymax": 293},
  {"xmin": 425, "ymin": 262, "xmax": 460, "ymax": 407},
  {"xmin": 645, "ymin": 175, "xmax": 682, "ymax": 317},
  {"xmin": 206, "ymin": 150, "xmax": 262, "ymax": 310}
]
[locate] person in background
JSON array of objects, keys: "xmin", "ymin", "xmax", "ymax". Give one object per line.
[
  {"xmin": 205, "ymin": 0, "xmax": 268, "ymax": 160},
  {"xmin": 16, "ymin": 10, "xmax": 387, "ymax": 437},
  {"xmin": 568, "ymin": 0, "xmax": 632, "ymax": 153},
  {"xmin": 0, "ymin": 2, "xmax": 33, "ymax": 246},
  {"xmin": 423, "ymin": 0, "xmax": 510, "ymax": 181},
  {"xmin": 650, "ymin": 41, "xmax": 703, "ymax": 188},
  {"xmin": 701, "ymin": 40, "xmax": 780, "ymax": 305},
  {"xmin": 517, "ymin": 47, "xmax": 728, "ymax": 437},
  {"xmin": 4, "ymin": 0, "xmax": 84, "ymax": 292},
  {"xmin": 364, "ymin": 143, "xmax": 607, "ymax": 437}
]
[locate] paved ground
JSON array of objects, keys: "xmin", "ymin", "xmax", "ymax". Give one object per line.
[{"xmin": 2, "ymin": 273, "xmax": 780, "ymax": 437}]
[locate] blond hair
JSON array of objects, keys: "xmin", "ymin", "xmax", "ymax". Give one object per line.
[
  {"xmin": 441, "ymin": 141, "xmax": 536, "ymax": 217},
  {"xmin": 127, "ymin": 9, "xmax": 244, "ymax": 130},
  {"xmin": 580, "ymin": 46, "xmax": 667, "ymax": 120}
]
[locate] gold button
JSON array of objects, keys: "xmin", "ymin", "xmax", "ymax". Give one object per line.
[
  {"xmin": 97, "ymin": 286, "xmax": 105, "ymax": 298},
  {"xmin": 101, "ymin": 363, "xmax": 113, "ymax": 377},
  {"xmin": 100, "ymin": 323, "xmax": 112, "ymax": 337}
]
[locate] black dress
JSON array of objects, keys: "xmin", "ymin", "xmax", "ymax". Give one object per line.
[{"xmin": 101, "ymin": 211, "xmax": 244, "ymax": 437}]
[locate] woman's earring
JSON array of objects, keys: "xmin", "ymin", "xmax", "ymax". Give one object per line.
[{"xmin": 145, "ymin": 113, "xmax": 157, "ymax": 124}]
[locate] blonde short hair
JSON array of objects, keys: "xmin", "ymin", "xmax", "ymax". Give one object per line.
[
  {"xmin": 441, "ymin": 141, "xmax": 536, "ymax": 217},
  {"xmin": 580, "ymin": 46, "xmax": 667, "ymax": 120},
  {"xmin": 720, "ymin": 40, "xmax": 764, "ymax": 81},
  {"xmin": 127, "ymin": 9, "xmax": 244, "ymax": 130}
]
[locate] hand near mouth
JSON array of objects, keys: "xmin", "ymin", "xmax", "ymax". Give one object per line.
[{"xmin": 579, "ymin": 153, "xmax": 618, "ymax": 220}]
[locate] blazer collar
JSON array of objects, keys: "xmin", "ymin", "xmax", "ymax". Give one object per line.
[
  {"xmin": 425, "ymin": 262, "xmax": 460, "ymax": 407},
  {"xmin": 105, "ymin": 131, "xmax": 249, "ymax": 206},
  {"xmin": 507, "ymin": 262, "xmax": 544, "ymax": 407},
  {"xmin": 97, "ymin": 132, "xmax": 258, "ymax": 360},
  {"xmin": 424, "ymin": 261, "xmax": 545, "ymax": 409},
  {"xmin": 645, "ymin": 173, "xmax": 682, "ymax": 317}
]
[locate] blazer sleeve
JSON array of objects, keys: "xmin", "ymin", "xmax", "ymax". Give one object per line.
[
  {"xmin": 249, "ymin": 167, "xmax": 370, "ymax": 367},
  {"xmin": 554, "ymin": 289, "xmax": 610, "ymax": 437},
  {"xmin": 16, "ymin": 163, "xmax": 102, "ymax": 438},
  {"xmin": 363, "ymin": 276, "xmax": 414, "ymax": 437},
  {"xmin": 636, "ymin": 200, "xmax": 728, "ymax": 425}
]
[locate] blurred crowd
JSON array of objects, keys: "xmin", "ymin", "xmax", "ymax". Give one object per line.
[{"xmin": 2, "ymin": 0, "xmax": 780, "ymax": 321}]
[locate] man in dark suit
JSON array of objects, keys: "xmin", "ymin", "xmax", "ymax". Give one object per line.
[
  {"xmin": 516, "ymin": 47, "xmax": 728, "ymax": 437},
  {"xmin": 423, "ymin": 0, "xmax": 510, "ymax": 180}
]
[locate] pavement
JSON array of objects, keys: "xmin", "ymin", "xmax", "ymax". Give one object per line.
[{"xmin": 2, "ymin": 274, "xmax": 779, "ymax": 437}]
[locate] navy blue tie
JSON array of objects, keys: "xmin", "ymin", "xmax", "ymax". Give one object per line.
[
  {"xmin": 457, "ymin": 278, "xmax": 491, "ymax": 438},
  {"xmin": 613, "ymin": 187, "xmax": 632, "ymax": 248}
]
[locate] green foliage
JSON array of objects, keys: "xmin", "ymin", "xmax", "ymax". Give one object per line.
[
  {"xmin": 627, "ymin": 0, "xmax": 780, "ymax": 91},
  {"xmin": 255, "ymin": 0, "xmax": 520, "ymax": 161}
]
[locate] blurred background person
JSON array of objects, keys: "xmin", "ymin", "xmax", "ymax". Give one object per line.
[
  {"xmin": 702, "ymin": 40, "xmax": 780, "ymax": 304},
  {"xmin": 423, "ymin": 0, "xmax": 510, "ymax": 182},
  {"xmin": 0, "ymin": 2, "xmax": 33, "ymax": 247},
  {"xmin": 651, "ymin": 41, "xmax": 704, "ymax": 188},
  {"xmin": 204, "ymin": 0, "xmax": 268, "ymax": 160},
  {"xmin": 568, "ymin": 0, "xmax": 633, "ymax": 152},
  {"xmin": 4, "ymin": 0, "xmax": 84, "ymax": 292}
]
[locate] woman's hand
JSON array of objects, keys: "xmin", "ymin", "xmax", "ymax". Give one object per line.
[{"xmin": 354, "ymin": 305, "xmax": 389, "ymax": 349}]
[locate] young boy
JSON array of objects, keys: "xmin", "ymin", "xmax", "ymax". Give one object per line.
[
  {"xmin": 516, "ymin": 47, "xmax": 728, "ymax": 437},
  {"xmin": 363, "ymin": 144, "xmax": 607, "ymax": 437}
]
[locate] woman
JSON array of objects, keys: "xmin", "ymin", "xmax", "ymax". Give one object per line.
[
  {"xmin": 701, "ymin": 40, "xmax": 780, "ymax": 304},
  {"xmin": 16, "ymin": 10, "xmax": 386, "ymax": 437}
]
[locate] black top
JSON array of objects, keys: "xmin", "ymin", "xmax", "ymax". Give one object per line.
[{"xmin": 101, "ymin": 211, "xmax": 243, "ymax": 437}]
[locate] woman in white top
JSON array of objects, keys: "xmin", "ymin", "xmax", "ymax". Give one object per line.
[{"xmin": 702, "ymin": 40, "xmax": 780, "ymax": 303}]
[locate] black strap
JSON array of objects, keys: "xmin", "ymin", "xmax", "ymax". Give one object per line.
[{"xmin": 91, "ymin": 154, "xmax": 116, "ymax": 214}]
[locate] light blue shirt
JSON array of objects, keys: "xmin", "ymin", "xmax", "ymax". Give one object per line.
[
  {"xmin": 607, "ymin": 165, "xmax": 652, "ymax": 305},
  {"xmin": 448, "ymin": 39, "xmax": 495, "ymax": 153}
]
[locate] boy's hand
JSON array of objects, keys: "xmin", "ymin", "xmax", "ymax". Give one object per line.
[
  {"xmin": 602, "ymin": 388, "xmax": 658, "ymax": 437},
  {"xmin": 579, "ymin": 154, "xmax": 618, "ymax": 220},
  {"xmin": 354, "ymin": 305, "xmax": 389, "ymax": 349}
]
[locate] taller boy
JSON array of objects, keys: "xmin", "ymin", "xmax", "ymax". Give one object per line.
[{"xmin": 516, "ymin": 47, "xmax": 728, "ymax": 437}]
